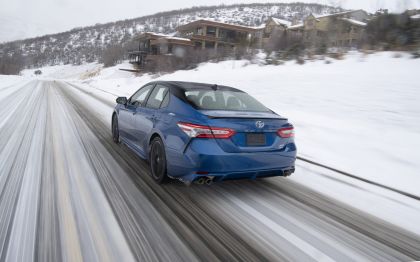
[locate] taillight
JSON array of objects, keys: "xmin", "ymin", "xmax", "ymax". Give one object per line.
[
  {"xmin": 177, "ymin": 122, "xmax": 235, "ymax": 139},
  {"xmin": 277, "ymin": 126, "xmax": 294, "ymax": 138}
]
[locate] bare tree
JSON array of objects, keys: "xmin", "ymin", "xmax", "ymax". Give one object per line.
[
  {"xmin": 101, "ymin": 45, "xmax": 125, "ymax": 67},
  {"xmin": 0, "ymin": 53, "xmax": 24, "ymax": 75}
]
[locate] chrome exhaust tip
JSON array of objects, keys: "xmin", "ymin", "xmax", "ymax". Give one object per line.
[
  {"xmin": 283, "ymin": 169, "xmax": 294, "ymax": 177},
  {"xmin": 195, "ymin": 177, "xmax": 206, "ymax": 185},
  {"xmin": 205, "ymin": 177, "xmax": 213, "ymax": 185}
]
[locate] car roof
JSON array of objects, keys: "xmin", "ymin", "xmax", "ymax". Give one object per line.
[{"xmin": 152, "ymin": 81, "xmax": 243, "ymax": 92}]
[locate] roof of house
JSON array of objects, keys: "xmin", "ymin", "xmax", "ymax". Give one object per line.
[
  {"xmin": 164, "ymin": 36, "xmax": 191, "ymax": 41},
  {"xmin": 288, "ymin": 23, "xmax": 304, "ymax": 30},
  {"xmin": 135, "ymin": 32, "xmax": 170, "ymax": 40},
  {"xmin": 340, "ymin": 18, "xmax": 367, "ymax": 27},
  {"xmin": 151, "ymin": 37, "xmax": 194, "ymax": 46},
  {"xmin": 253, "ymin": 24, "xmax": 266, "ymax": 29},
  {"xmin": 313, "ymin": 9, "xmax": 366, "ymax": 19},
  {"xmin": 135, "ymin": 32, "xmax": 191, "ymax": 44},
  {"xmin": 411, "ymin": 14, "xmax": 420, "ymax": 20},
  {"xmin": 177, "ymin": 19, "xmax": 260, "ymax": 32},
  {"xmin": 270, "ymin": 17, "xmax": 292, "ymax": 27}
]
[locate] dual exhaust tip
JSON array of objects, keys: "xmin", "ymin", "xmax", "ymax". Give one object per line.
[
  {"xmin": 194, "ymin": 168, "xmax": 294, "ymax": 184},
  {"xmin": 195, "ymin": 176, "xmax": 214, "ymax": 185},
  {"xmin": 283, "ymin": 168, "xmax": 295, "ymax": 177}
]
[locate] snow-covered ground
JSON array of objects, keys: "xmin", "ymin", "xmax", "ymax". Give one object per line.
[
  {"xmin": 2, "ymin": 52, "xmax": 420, "ymax": 262},
  {"xmin": 0, "ymin": 75, "xmax": 28, "ymax": 87},
  {"xmin": 24, "ymin": 51, "xmax": 420, "ymax": 197},
  {"xmin": 3, "ymin": 51, "xmax": 420, "ymax": 238}
]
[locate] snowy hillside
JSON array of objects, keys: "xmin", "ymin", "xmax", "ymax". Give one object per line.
[{"xmin": 0, "ymin": 3, "xmax": 342, "ymax": 67}]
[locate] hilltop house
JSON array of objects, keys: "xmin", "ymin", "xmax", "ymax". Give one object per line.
[
  {"xmin": 129, "ymin": 20, "xmax": 263, "ymax": 67},
  {"xmin": 176, "ymin": 19, "xmax": 262, "ymax": 50},
  {"xmin": 288, "ymin": 10, "xmax": 369, "ymax": 48}
]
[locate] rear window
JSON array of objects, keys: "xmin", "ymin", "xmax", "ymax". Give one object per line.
[{"xmin": 185, "ymin": 89, "xmax": 270, "ymax": 112}]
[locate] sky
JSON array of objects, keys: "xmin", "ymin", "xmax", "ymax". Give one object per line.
[{"xmin": 0, "ymin": 0, "xmax": 419, "ymax": 43}]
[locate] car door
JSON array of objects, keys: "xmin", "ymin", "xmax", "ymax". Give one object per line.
[
  {"xmin": 133, "ymin": 84, "xmax": 169, "ymax": 152},
  {"xmin": 118, "ymin": 84, "xmax": 154, "ymax": 146}
]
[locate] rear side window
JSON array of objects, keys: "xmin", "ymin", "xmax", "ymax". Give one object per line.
[
  {"xmin": 146, "ymin": 85, "xmax": 169, "ymax": 109},
  {"xmin": 160, "ymin": 92, "xmax": 170, "ymax": 108},
  {"xmin": 185, "ymin": 90, "xmax": 270, "ymax": 112}
]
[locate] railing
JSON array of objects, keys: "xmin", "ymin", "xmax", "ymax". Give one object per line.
[
  {"xmin": 127, "ymin": 49, "xmax": 149, "ymax": 55},
  {"xmin": 184, "ymin": 34, "xmax": 247, "ymax": 44}
]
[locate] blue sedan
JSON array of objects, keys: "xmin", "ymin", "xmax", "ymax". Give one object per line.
[{"xmin": 112, "ymin": 81, "xmax": 296, "ymax": 185}]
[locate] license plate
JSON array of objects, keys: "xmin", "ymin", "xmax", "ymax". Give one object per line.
[{"xmin": 246, "ymin": 133, "xmax": 266, "ymax": 146}]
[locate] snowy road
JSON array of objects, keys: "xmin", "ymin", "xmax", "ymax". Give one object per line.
[{"xmin": 0, "ymin": 80, "xmax": 420, "ymax": 261}]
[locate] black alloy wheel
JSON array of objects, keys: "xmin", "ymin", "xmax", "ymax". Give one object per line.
[
  {"xmin": 112, "ymin": 114, "xmax": 120, "ymax": 143},
  {"xmin": 150, "ymin": 137, "xmax": 169, "ymax": 184}
]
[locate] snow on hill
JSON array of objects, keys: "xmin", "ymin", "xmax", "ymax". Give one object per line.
[
  {"xmin": 23, "ymin": 51, "xmax": 420, "ymax": 197},
  {"xmin": 0, "ymin": 3, "xmax": 343, "ymax": 67}
]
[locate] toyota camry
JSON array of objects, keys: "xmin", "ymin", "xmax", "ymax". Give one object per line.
[{"xmin": 112, "ymin": 81, "xmax": 296, "ymax": 185}]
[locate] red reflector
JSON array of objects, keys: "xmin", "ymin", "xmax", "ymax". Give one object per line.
[
  {"xmin": 196, "ymin": 171, "xmax": 209, "ymax": 175},
  {"xmin": 277, "ymin": 127, "xmax": 294, "ymax": 138}
]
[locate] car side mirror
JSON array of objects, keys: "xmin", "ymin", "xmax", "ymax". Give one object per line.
[{"xmin": 116, "ymin": 97, "xmax": 128, "ymax": 105}]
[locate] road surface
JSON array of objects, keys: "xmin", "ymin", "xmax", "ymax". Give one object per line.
[{"xmin": 0, "ymin": 80, "xmax": 419, "ymax": 261}]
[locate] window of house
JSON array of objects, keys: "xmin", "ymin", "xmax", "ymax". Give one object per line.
[
  {"xmin": 151, "ymin": 46, "xmax": 158, "ymax": 55},
  {"xmin": 307, "ymin": 20, "xmax": 314, "ymax": 27},
  {"xmin": 184, "ymin": 31, "xmax": 193, "ymax": 37},
  {"xmin": 194, "ymin": 41, "xmax": 202, "ymax": 49},
  {"xmin": 219, "ymin": 29, "xmax": 227, "ymax": 39},
  {"xmin": 206, "ymin": 26, "xmax": 217, "ymax": 36},
  {"xmin": 205, "ymin": 41, "xmax": 215, "ymax": 49}
]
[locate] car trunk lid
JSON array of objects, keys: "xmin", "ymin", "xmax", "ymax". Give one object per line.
[{"xmin": 201, "ymin": 110, "xmax": 292, "ymax": 153}]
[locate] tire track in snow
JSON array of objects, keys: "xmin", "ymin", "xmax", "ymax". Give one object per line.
[
  {"xmin": 0, "ymin": 82, "xmax": 46, "ymax": 261},
  {"xmin": 35, "ymin": 83, "xmax": 62, "ymax": 262},
  {"xmin": 4, "ymin": 83, "xmax": 47, "ymax": 262},
  {"xmin": 0, "ymin": 81, "xmax": 135, "ymax": 262}
]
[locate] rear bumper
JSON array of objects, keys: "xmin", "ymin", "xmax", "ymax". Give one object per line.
[
  {"xmin": 166, "ymin": 138, "xmax": 296, "ymax": 183},
  {"xmin": 179, "ymin": 167, "xmax": 296, "ymax": 184}
]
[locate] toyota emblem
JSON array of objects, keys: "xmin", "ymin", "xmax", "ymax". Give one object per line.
[{"xmin": 255, "ymin": 121, "xmax": 265, "ymax": 128}]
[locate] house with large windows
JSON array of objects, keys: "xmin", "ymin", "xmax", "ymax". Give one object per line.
[
  {"xmin": 176, "ymin": 19, "xmax": 263, "ymax": 50},
  {"xmin": 128, "ymin": 32, "xmax": 194, "ymax": 67},
  {"xmin": 287, "ymin": 10, "xmax": 369, "ymax": 48},
  {"xmin": 128, "ymin": 10, "xmax": 372, "ymax": 68}
]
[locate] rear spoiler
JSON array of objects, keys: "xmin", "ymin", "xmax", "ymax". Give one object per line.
[{"xmin": 205, "ymin": 115, "xmax": 288, "ymax": 120}]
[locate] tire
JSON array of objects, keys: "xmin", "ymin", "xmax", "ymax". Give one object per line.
[
  {"xmin": 149, "ymin": 137, "xmax": 169, "ymax": 184},
  {"xmin": 112, "ymin": 114, "xmax": 120, "ymax": 144}
]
